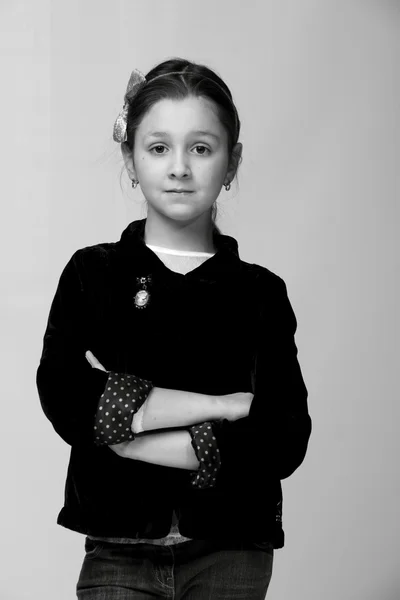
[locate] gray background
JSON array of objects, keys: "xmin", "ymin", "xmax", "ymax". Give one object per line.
[{"xmin": 1, "ymin": 0, "xmax": 399, "ymax": 598}]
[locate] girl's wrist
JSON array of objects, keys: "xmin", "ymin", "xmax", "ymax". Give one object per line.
[{"xmin": 213, "ymin": 395, "xmax": 230, "ymax": 421}]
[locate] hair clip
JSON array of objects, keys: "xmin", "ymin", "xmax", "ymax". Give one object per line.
[{"xmin": 113, "ymin": 69, "xmax": 146, "ymax": 143}]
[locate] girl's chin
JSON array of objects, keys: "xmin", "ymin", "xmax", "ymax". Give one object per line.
[{"xmin": 157, "ymin": 205, "xmax": 209, "ymax": 222}]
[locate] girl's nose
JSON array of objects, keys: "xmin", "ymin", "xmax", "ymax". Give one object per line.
[{"xmin": 168, "ymin": 151, "xmax": 191, "ymax": 178}]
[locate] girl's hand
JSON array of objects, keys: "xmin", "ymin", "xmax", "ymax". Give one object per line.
[
  {"xmin": 85, "ymin": 350, "xmax": 107, "ymax": 371},
  {"xmin": 218, "ymin": 392, "xmax": 254, "ymax": 422}
]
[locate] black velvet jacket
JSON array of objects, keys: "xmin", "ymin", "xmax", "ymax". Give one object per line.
[{"xmin": 36, "ymin": 218, "xmax": 311, "ymax": 549}]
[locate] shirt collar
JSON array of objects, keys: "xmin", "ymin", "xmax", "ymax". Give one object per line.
[{"xmin": 117, "ymin": 218, "xmax": 242, "ymax": 283}]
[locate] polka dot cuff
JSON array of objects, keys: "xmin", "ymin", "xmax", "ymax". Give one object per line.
[
  {"xmin": 93, "ymin": 371, "xmax": 153, "ymax": 446},
  {"xmin": 188, "ymin": 422, "xmax": 221, "ymax": 489}
]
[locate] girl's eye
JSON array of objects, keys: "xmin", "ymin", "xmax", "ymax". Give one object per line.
[
  {"xmin": 151, "ymin": 145, "xmax": 167, "ymax": 154},
  {"xmin": 193, "ymin": 145, "xmax": 210, "ymax": 155}
]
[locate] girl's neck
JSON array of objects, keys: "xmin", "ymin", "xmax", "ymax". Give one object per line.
[{"xmin": 144, "ymin": 211, "xmax": 216, "ymax": 253}]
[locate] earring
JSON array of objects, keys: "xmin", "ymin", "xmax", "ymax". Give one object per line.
[
  {"xmin": 131, "ymin": 179, "xmax": 139, "ymax": 189},
  {"xmin": 224, "ymin": 182, "xmax": 231, "ymax": 191}
]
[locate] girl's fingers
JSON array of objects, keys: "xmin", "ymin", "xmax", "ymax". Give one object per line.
[{"xmin": 85, "ymin": 350, "xmax": 107, "ymax": 371}]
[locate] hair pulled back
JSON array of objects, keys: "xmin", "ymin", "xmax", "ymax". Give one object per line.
[{"xmin": 124, "ymin": 57, "xmax": 242, "ymax": 234}]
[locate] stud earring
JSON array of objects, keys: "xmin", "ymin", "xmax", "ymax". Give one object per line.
[
  {"xmin": 224, "ymin": 182, "xmax": 231, "ymax": 191},
  {"xmin": 131, "ymin": 179, "xmax": 139, "ymax": 189}
]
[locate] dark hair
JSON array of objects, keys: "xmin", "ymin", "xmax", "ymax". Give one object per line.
[{"xmin": 124, "ymin": 58, "xmax": 242, "ymax": 235}]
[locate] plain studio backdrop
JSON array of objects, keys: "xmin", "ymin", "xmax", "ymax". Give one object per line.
[{"xmin": 1, "ymin": 1, "xmax": 398, "ymax": 599}]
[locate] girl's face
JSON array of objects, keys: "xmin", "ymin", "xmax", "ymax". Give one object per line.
[{"xmin": 122, "ymin": 95, "xmax": 242, "ymax": 224}]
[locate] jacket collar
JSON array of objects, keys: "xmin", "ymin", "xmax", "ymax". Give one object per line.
[{"xmin": 117, "ymin": 218, "xmax": 242, "ymax": 283}]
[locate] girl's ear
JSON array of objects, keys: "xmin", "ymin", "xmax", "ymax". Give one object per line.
[
  {"xmin": 121, "ymin": 142, "xmax": 137, "ymax": 181},
  {"xmin": 226, "ymin": 142, "xmax": 243, "ymax": 183}
]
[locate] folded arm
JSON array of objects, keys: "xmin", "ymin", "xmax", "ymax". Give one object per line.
[
  {"xmin": 110, "ymin": 420, "xmax": 222, "ymax": 487},
  {"xmin": 110, "ymin": 430, "xmax": 200, "ymax": 470},
  {"xmin": 131, "ymin": 386, "xmax": 224, "ymax": 433},
  {"xmin": 95, "ymin": 373, "xmax": 224, "ymax": 486}
]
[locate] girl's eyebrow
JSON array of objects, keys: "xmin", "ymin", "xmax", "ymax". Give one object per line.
[{"xmin": 144, "ymin": 130, "xmax": 220, "ymax": 141}]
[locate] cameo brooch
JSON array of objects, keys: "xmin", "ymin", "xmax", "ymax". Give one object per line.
[{"xmin": 133, "ymin": 274, "xmax": 152, "ymax": 309}]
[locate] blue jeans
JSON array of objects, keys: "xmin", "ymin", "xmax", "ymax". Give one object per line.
[{"xmin": 76, "ymin": 536, "xmax": 274, "ymax": 599}]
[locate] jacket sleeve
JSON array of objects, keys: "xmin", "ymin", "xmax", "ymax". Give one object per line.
[
  {"xmin": 210, "ymin": 275, "xmax": 312, "ymax": 485},
  {"xmin": 187, "ymin": 422, "xmax": 221, "ymax": 488},
  {"xmin": 93, "ymin": 371, "xmax": 153, "ymax": 445},
  {"xmin": 36, "ymin": 251, "xmax": 153, "ymax": 447}
]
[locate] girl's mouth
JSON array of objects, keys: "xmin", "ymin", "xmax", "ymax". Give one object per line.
[{"xmin": 166, "ymin": 191, "xmax": 194, "ymax": 195}]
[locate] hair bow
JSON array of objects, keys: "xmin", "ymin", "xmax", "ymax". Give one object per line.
[{"xmin": 113, "ymin": 69, "xmax": 146, "ymax": 143}]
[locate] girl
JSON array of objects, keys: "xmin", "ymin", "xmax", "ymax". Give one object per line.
[{"xmin": 37, "ymin": 57, "xmax": 312, "ymax": 599}]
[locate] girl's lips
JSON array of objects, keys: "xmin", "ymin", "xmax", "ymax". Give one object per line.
[{"xmin": 166, "ymin": 191, "xmax": 194, "ymax": 195}]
